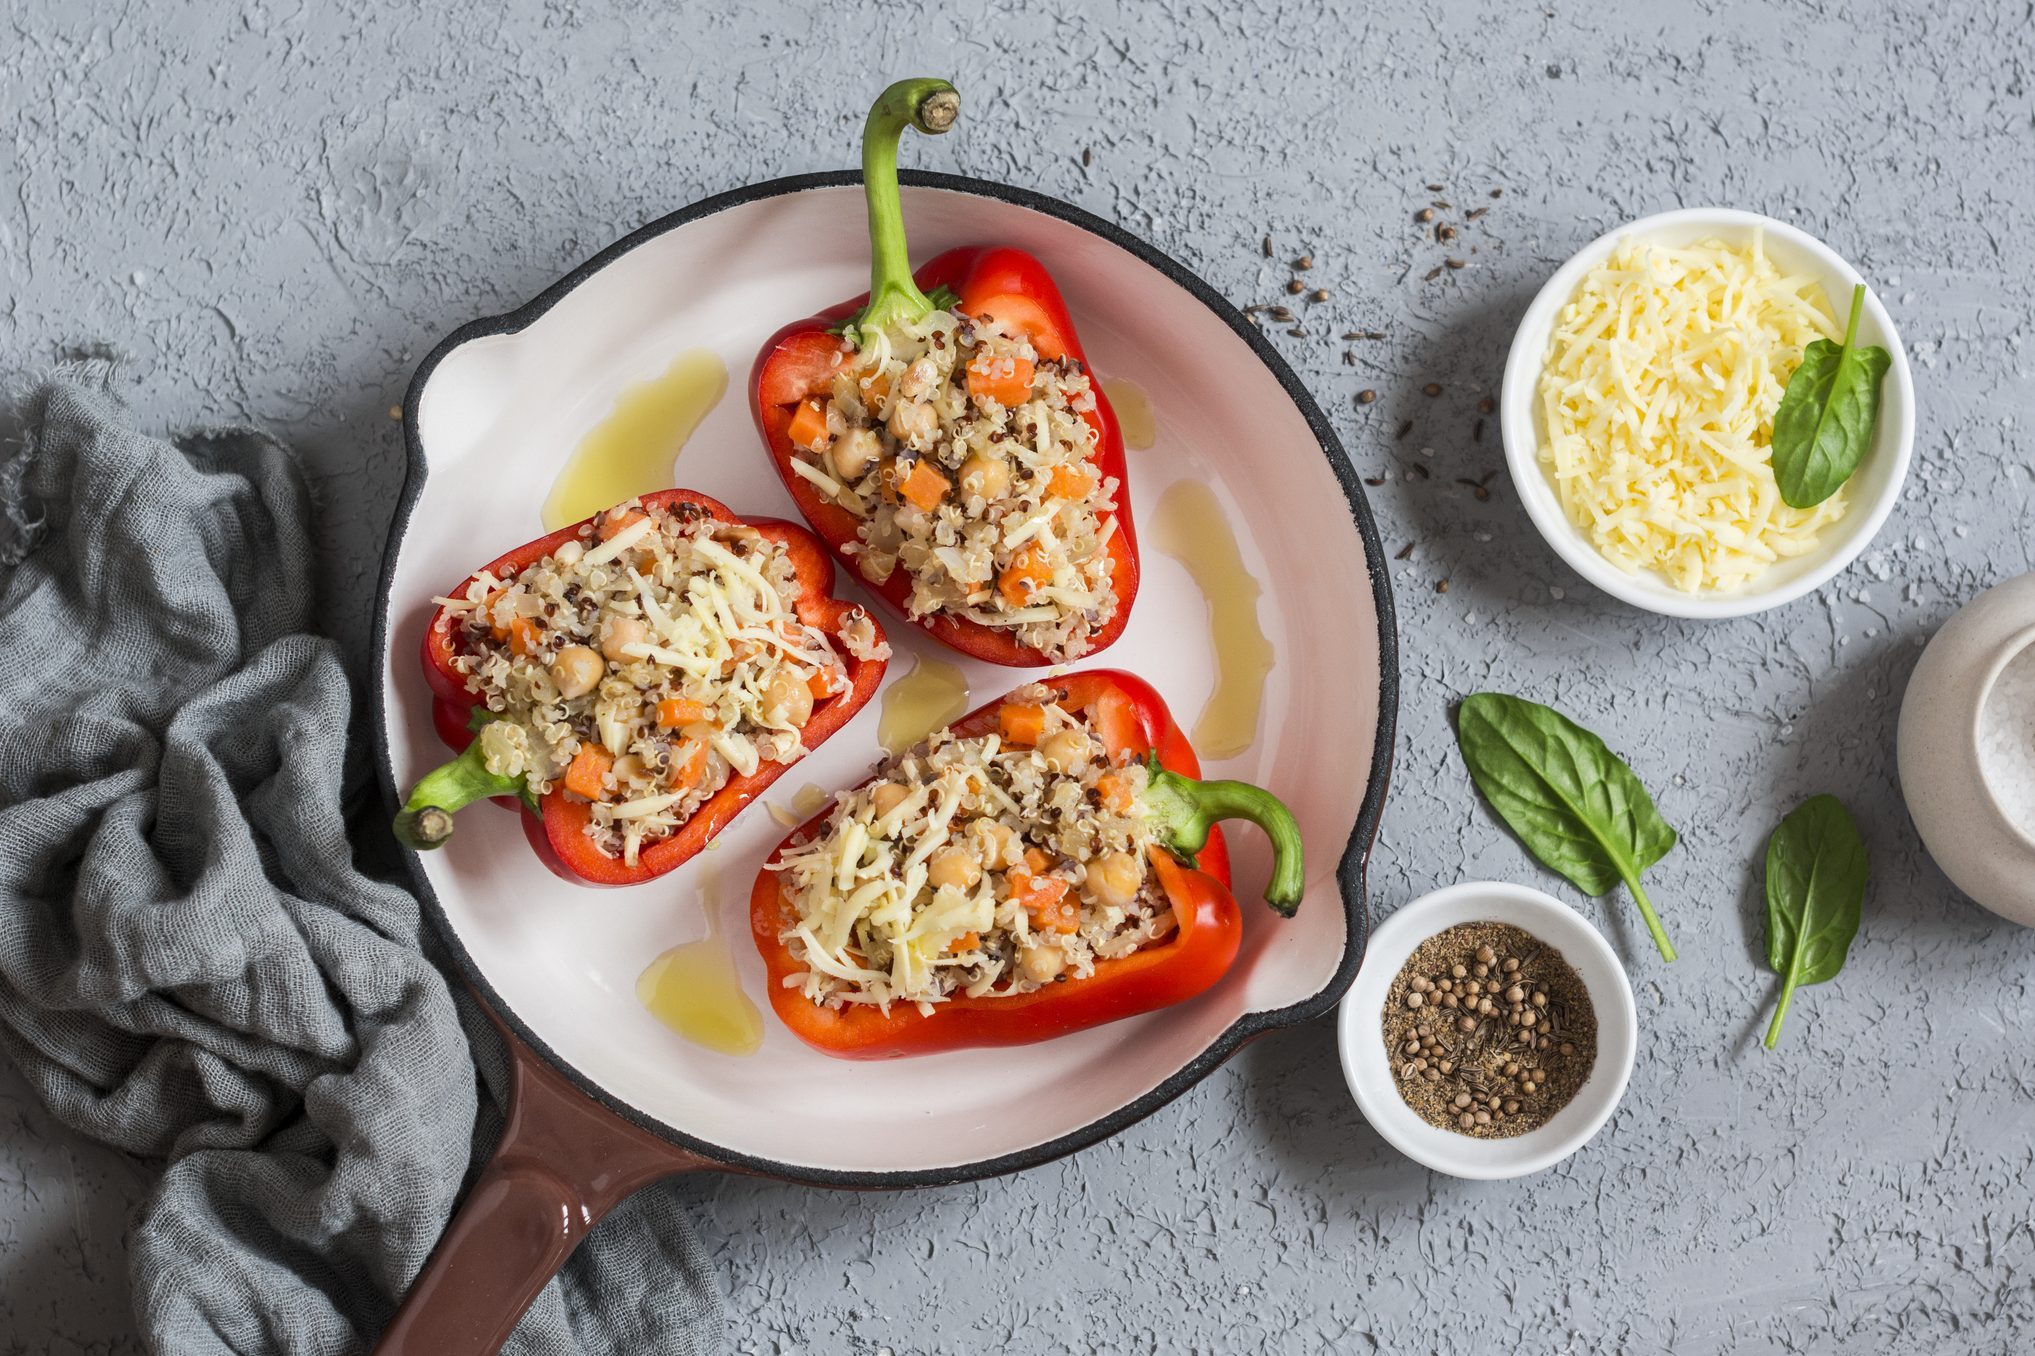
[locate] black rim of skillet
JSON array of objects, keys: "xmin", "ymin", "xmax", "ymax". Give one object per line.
[{"xmin": 371, "ymin": 169, "xmax": 1402, "ymax": 1190}]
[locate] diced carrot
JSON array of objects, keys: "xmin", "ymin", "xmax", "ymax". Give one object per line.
[
  {"xmin": 563, "ymin": 744, "xmax": 614, "ymax": 800},
  {"xmin": 507, "ymin": 616, "xmax": 541, "ymax": 657},
  {"xmin": 945, "ymin": 931, "xmax": 981, "ymax": 955},
  {"xmin": 656, "ymin": 697, "xmax": 714, "ymax": 729},
  {"xmin": 1046, "ymin": 464, "xmax": 1095, "ymax": 500},
  {"xmin": 900, "ymin": 460, "xmax": 951, "ymax": 512},
  {"xmin": 786, "ymin": 398, "xmax": 831, "ymax": 450},
  {"xmin": 668, "ymin": 742, "xmax": 709, "ymax": 792},
  {"xmin": 966, "ymin": 352, "xmax": 1035, "ymax": 408},
  {"xmin": 808, "ymin": 667, "xmax": 848, "ymax": 700},
  {"xmin": 1089, "ymin": 688, "xmax": 1142, "ymax": 765},
  {"xmin": 860, "ymin": 370, "xmax": 891, "ymax": 407},
  {"xmin": 481, "ymin": 588, "xmax": 511, "ymax": 642},
  {"xmin": 598, "ymin": 510, "xmax": 649, "ymax": 542},
  {"xmin": 1023, "ymin": 846, "xmax": 1051, "ymax": 873},
  {"xmin": 997, "ymin": 545, "xmax": 1054, "ymax": 607},
  {"xmin": 999, "ymin": 702, "xmax": 1047, "ymax": 747},
  {"xmin": 1095, "ymin": 773, "xmax": 1134, "ymax": 814},
  {"xmin": 1009, "ymin": 871, "xmax": 1076, "ymax": 932}
]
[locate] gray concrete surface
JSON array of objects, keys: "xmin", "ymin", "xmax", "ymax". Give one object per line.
[{"xmin": 5, "ymin": 0, "xmax": 2033, "ymax": 1351}]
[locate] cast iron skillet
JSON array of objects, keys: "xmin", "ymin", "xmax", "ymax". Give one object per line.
[{"xmin": 370, "ymin": 171, "xmax": 1398, "ymax": 1353}]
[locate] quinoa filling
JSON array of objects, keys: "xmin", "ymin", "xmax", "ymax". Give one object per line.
[
  {"xmin": 783, "ymin": 310, "xmax": 1120, "ymax": 661},
  {"xmin": 770, "ymin": 684, "xmax": 1177, "ymax": 1013},
  {"xmin": 430, "ymin": 498, "xmax": 887, "ymax": 865}
]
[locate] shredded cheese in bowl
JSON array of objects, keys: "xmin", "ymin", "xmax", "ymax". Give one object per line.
[{"xmin": 1537, "ymin": 232, "xmax": 1847, "ymax": 593}]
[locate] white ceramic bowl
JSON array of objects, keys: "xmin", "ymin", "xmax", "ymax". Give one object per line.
[
  {"xmin": 1898, "ymin": 570, "xmax": 2035, "ymax": 925},
  {"xmin": 1500, "ymin": 207, "xmax": 1915, "ymax": 620},
  {"xmin": 1337, "ymin": 881, "xmax": 1637, "ymax": 1179}
]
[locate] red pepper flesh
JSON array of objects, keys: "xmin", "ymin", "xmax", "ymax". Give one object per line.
[
  {"xmin": 750, "ymin": 671, "xmax": 1242, "ymax": 1059},
  {"xmin": 415, "ymin": 489, "xmax": 887, "ymax": 887}
]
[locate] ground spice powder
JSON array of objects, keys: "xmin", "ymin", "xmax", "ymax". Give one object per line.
[{"xmin": 1379, "ymin": 921, "xmax": 1597, "ymax": 1139}]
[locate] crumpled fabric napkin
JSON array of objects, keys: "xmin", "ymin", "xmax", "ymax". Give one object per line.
[{"xmin": 0, "ymin": 376, "xmax": 725, "ymax": 1355}]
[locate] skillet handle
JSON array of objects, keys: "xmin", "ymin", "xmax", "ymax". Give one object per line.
[{"xmin": 372, "ymin": 1002, "xmax": 716, "ymax": 1356}]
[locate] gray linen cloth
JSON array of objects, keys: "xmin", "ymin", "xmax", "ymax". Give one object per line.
[{"xmin": 0, "ymin": 376, "xmax": 725, "ymax": 1354}]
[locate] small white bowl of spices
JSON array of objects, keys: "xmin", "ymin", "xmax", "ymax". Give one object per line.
[{"xmin": 1338, "ymin": 881, "xmax": 1638, "ymax": 1180}]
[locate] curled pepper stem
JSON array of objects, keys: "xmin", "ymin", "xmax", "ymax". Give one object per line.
[
  {"xmin": 394, "ymin": 738, "xmax": 528, "ymax": 852},
  {"xmin": 1142, "ymin": 755, "xmax": 1305, "ymax": 917},
  {"xmin": 851, "ymin": 77, "xmax": 959, "ymax": 340}
]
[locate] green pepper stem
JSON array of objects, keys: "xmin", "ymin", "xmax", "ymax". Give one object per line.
[
  {"xmin": 394, "ymin": 738, "xmax": 527, "ymax": 851},
  {"xmin": 851, "ymin": 77, "xmax": 959, "ymax": 340},
  {"xmin": 1142, "ymin": 756, "xmax": 1305, "ymax": 917}
]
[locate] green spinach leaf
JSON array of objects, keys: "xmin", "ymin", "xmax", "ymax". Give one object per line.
[
  {"xmin": 1769, "ymin": 283, "xmax": 1892, "ymax": 509},
  {"xmin": 1456, "ymin": 693, "xmax": 1680, "ymax": 961},
  {"xmin": 1762, "ymin": 794, "xmax": 1867, "ymax": 1049}
]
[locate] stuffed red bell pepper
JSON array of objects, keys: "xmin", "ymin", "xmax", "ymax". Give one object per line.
[
  {"xmin": 752, "ymin": 78, "xmax": 1138, "ymax": 667},
  {"xmin": 395, "ymin": 490, "xmax": 888, "ymax": 886},
  {"xmin": 750, "ymin": 671, "xmax": 1302, "ymax": 1058}
]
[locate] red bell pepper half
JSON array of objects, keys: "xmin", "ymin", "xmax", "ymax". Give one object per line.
[
  {"xmin": 749, "ymin": 671, "xmax": 1303, "ymax": 1058},
  {"xmin": 751, "ymin": 77, "xmax": 1139, "ymax": 667},
  {"xmin": 394, "ymin": 489, "xmax": 887, "ymax": 887}
]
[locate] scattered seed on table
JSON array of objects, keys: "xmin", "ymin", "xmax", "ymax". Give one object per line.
[
  {"xmin": 1286, "ymin": 278, "xmax": 1305, "ymax": 294},
  {"xmin": 387, "ymin": 405, "xmax": 403, "ymax": 421},
  {"xmin": 1363, "ymin": 476, "xmax": 1385, "ymax": 486},
  {"xmin": 1408, "ymin": 463, "xmax": 1430, "ymax": 479},
  {"xmin": 1395, "ymin": 420, "xmax": 1414, "ymax": 440},
  {"xmin": 1446, "ymin": 257, "xmax": 1467, "ymax": 270},
  {"xmin": 1343, "ymin": 352, "xmax": 1356, "ymax": 366},
  {"xmin": 1311, "ymin": 288, "xmax": 1330, "ymax": 302},
  {"xmin": 1438, "ymin": 224, "xmax": 1458, "ymax": 242},
  {"xmin": 1262, "ymin": 235, "xmax": 1273, "ymax": 257},
  {"xmin": 1424, "ymin": 266, "xmax": 1443, "ymax": 281},
  {"xmin": 1415, "ymin": 208, "xmax": 1436, "ymax": 224},
  {"xmin": 1425, "ymin": 183, "xmax": 1444, "ymax": 191},
  {"xmin": 1473, "ymin": 419, "xmax": 1486, "ymax": 442},
  {"xmin": 1490, "ymin": 188, "xmax": 1504, "ymax": 198},
  {"xmin": 1466, "ymin": 206, "xmax": 1489, "ymax": 220},
  {"xmin": 1479, "ymin": 395, "xmax": 1496, "ymax": 413},
  {"xmin": 1357, "ymin": 389, "xmax": 1378, "ymax": 404},
  {"xmin": 1270, "ymin": 306, "xmax": 1294, "ymax": 320},
  {"xmin": 1286, "ymin": 327, "xmax": 1305, "ymax": 337},
  {"xmin": 1423, "ymin": 383, "xmax": 1443, "ymax": 397},
  {"xmin": 1082, "ymin": 147, "xmax": 1093, "ymax": 167},
  {"xmin": 1294, "ymin": 254, "xmax": 1313, "ymax": 270},
  {"xmin": 1395, "ymin": 543, "xmax": 1415, "ymax": 560},
  {"xmin": 1436, "ymin": 579, "xmax": 1451, "ymax": 593}
]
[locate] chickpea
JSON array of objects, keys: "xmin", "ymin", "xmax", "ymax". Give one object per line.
[
  {"xmin": 1037, "ymin": 728, "xmax": 1094, "ymax": 775},
  {"xmin": 601, "ymin": 615, "xmax": 649, "ymax": 663},
  {"xmin": 1017, "ymin": 943, "xmax": 1066, "ymax": 984},
  {"xmin": 1085, "ymin": 850, "xmax": 1144, "ymax": 910},
  {"xmin": 550, "ymin": 645, "xmax": 603, "ymax": 699},
  {"xmin": 928, "ymin": 847, "xmax": 982, "ymax": 893},
  {"xmin": 958, "ymin": 453, "xmax": 1011, "ymax": 501},
  {"xmin": 897, "ymin": 356, "xmax": 939, "ymax": 401},
  {"xmin": 552, "ymin": 539, "xmax": 584, "ymax": 566},
  {"xmin": 974, "ymin": 819, "xmax": 1018, "ymax": 867},
  {"xmin": 760, "ymin": 668, "xmax": 814, "ymax": 728},
  {"xmin": 871, "ymin": 781, "xmax": 910, "ymax": 818},
  {"xmin": 830, "ymin": 427, "xmax": 882, "ymax": 482},
  {"xmin": 887, "ymin": 398, "xmax": 938, "ymax": 447}
]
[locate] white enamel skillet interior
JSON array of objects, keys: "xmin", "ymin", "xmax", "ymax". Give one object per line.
[{"xmin": 374, "ymin": 172, "xmax": 1398, "ymax": 1187}]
